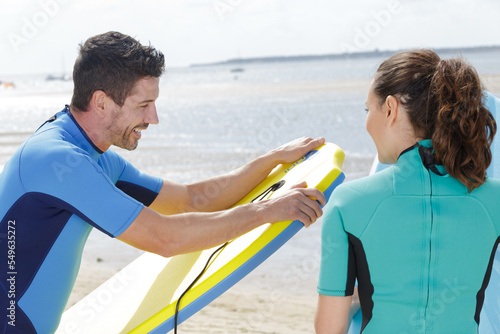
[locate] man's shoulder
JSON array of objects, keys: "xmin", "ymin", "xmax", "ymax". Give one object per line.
[
  {"xmin": 14, "ymin": 127, "xmax": 103, "ymax": 188},
  {"xmin": 20, "ymin": 128, "xmax": 81, "ymax": 162}
]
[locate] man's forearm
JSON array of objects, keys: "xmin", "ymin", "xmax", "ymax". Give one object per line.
[
  {"xmin": 119, "ymin": 204, "xmax": 264, "ymax": 257},
  {"xmin": 159, "ymin": 204, "xmax": 266, "ymax": 255},
  {"xmin": 119, "ymin": 179, "xmax": 325, "ymax": 257}
]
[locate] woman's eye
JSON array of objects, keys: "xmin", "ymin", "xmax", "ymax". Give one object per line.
[{"xmin": 364, "ymin": 108, "xmax": 369, "ymax": 113}]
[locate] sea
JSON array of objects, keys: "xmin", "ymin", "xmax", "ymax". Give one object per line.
[
  {"xmin": 1, "ymin": 49, "xmax": 500, "ymax": 183},
  {"xmin": 1, "ymin": 49, "xmax": 500, "ymax": 309}
]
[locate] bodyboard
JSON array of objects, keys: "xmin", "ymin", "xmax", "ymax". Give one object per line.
[{"xmin": 57, "ymin": 142, "xmax": 345, "ymax": 334}]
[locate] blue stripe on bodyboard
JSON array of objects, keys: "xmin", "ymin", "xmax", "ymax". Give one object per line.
[{"xmin": 149, "ymin": 172, "xmax": 345, "ymax": 334}]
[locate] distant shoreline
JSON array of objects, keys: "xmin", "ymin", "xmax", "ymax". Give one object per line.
[{"xmin": 190, "ymin": 45, "xmax": 500, "ymax": 68}]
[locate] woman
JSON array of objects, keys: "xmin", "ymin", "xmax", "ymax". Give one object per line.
[{"xmin": 315, "ymin": 49, "xmax": 499, "ymax": 333}]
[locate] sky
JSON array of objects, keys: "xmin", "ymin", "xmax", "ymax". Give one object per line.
[{"xmin": 1, "ymin": 0, "xmax": 500, "ymax": 75}]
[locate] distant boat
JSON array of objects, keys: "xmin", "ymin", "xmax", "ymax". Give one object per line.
[
  {"xmin": 46, "ymin": 74, "xmax": 71, "ymax": 81},
  {"xmin": 230, "ymin": 67, "xmax": 244, "ymax": 73},
  {"xmin": 0, "ymin": 80, "xmax": 15, "ymax": 88}
]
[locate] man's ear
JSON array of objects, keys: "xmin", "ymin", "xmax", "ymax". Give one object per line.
[
  {"xmin": 385, "ymin": 95, "xmax": 399, "ymax": 128},
  {"xmin": 89, "ymin": 90, "xmax": 108, "ymax": 117}
]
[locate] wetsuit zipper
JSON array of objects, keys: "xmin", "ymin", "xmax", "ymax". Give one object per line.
[{"xmin": 423, "ymin": 170, "xmax": 434, "ymax": 331}]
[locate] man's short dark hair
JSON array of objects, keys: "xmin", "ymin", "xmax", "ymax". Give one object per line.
[{"xmin": 70, "ymin": 31, "xmax": 165, "ymax": 111}]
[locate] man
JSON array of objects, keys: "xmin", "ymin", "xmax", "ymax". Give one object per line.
[{"xmin": 0, "ymin": 31, "xmax": 325, "ymax": 333}]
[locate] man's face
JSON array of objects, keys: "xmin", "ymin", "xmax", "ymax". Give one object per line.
[{"xmin": 107, "ymin": 76, "xmax": 160, "ymax": 150}]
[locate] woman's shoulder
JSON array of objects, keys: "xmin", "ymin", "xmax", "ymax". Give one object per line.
[
  {"xmin": 330, "ymin": 167, "xmax": 394, "ymax": 209},
  {"xmin": 473, "ymin": 177, "xmax": 500, "ymax": 195},
  {"xmin": 470, "ymin": 177, "xmax": 500, "ymax": 202}
]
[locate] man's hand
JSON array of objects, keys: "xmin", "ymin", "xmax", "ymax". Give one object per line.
[
  {"xmin": 269, "ymin": 137, "xmax": 326, "ymax": 165},
  {"xmin": 256, "ymin": 181, "xmax": 326, "ymax": 227}
]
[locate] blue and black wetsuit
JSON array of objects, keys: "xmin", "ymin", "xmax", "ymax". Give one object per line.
[
  {"xmin": 318, "ymin": 140, "xmax": 500, "ymax": 333},
  {"xmin": 0, "ymin": 107, "xmax": 162, "ymax": 333}
]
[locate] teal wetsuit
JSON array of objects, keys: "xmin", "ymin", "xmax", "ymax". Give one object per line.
[{"xmin": 318, "ymin": 140, "xmax": 500, "ymax": 333}]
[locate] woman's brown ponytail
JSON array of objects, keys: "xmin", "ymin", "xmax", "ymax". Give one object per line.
[
  {"xmin": 430, "ymin": 58, "xmax": 496, "ymax": 191},
  {"xmin": 373, "ymin": 49, "xmax": 497, "ymax": 192}
]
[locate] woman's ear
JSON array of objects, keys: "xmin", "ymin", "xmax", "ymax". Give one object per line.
[{"xmin": 385, "ymin": 95, "xmax": 400, "ymax": 128}]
